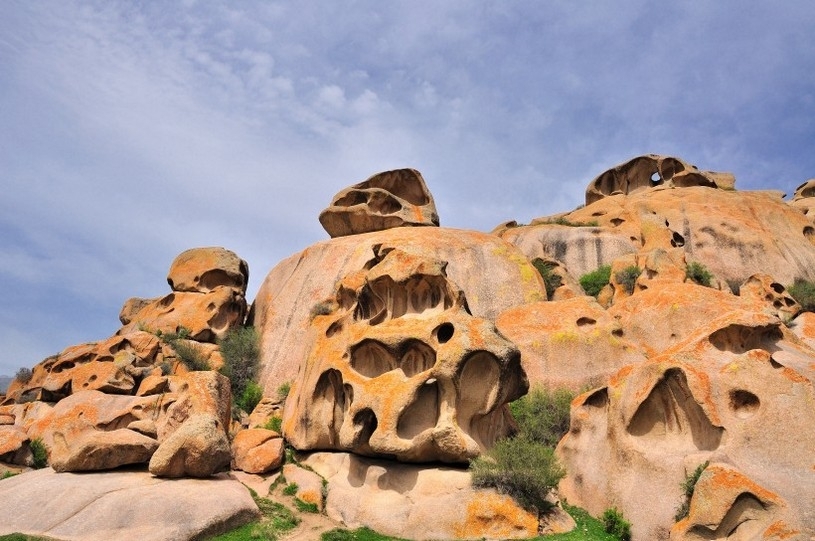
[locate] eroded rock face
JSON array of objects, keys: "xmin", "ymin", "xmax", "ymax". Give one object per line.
[
  {"xmin": 319, "ymin": 168, "xmax": 439, "ymax": 238},
  {"xmin": 557, "ymin": 309, "xmax": 815, "ymax": 540},
  {"xmin": 167, "ymin": 247, "xmax": 249, "ymax": 294},
  {"xmin": 790, "ymin": 178, "xmax": 815, "ymax": 219},
  {"xmin": 282, "ymin": 246, "xmax": 528, "ymax": 463},
  {"xmin": 585, "ymin": 154, "xmax": 734, "ymax": 205}
]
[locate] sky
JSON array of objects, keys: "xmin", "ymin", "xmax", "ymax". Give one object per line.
[{"xmin": 1, "ymin": 1, "xmax": 815, "ymax": 376}]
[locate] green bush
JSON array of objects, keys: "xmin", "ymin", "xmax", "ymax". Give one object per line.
[
  {"xmin": 171, "ymin": 340, "xmax": 211, "ymax": 371},
  {"xmin": 236, "ymin": 381, "xmax": 264, "ymax": 414},
  {"xmin": 580, "ymin": 265, "xmax": 612, "ymax": 297},
  {"xmin": 615, "ymin": 266, "xmax": 641, "ymax": 295},
  {"xmin": 509, "ymin": 387, "xmax": 575, "ymax": 448},
  {"xmin": 29, "ymin": 438, "xmax": 48, "ymax": 469},
  {"xmin": 321, "ymin": 528, "xmax": 408, "ymax": 541},
  {"xmin": 788, "ymin": 279, "xmax": 815, "ymax": 312},
  {"xmin": 219, "ymin": 326, "xmax": 261, "ymax": 407},
  {"xmin": 264, "ymin": 416, "xmax": 283, "ymax": 433},
  {"xmin": 675, "ymin": 461, "xmax": 708, "ymax": 522},
  {"xmin": 283, "ymin": 482, "xmax": 298, "ymax": 496},
  {"xmin": 602, "ymin": 508, "xmax": 632, "ymax": 541},
  {"xmin": 470, "ymin": 436, "xmax": 565, "ymax": 513},
  {"xmin": 544, "ymin": 216, "xmax": 599, "ymax": 227},
  {"xmin": 532, "ymin": 259, "xmax": 563, "ymax": 299},
  {"xmin": 277, "ymin": 381, "xmax": 292, "ymax": 400},
  {"xmin": 14, "ymin": 368, "xmax": 33, "ymax": 384},
  {"xmin": 685, "ymin": 262, "xmax": 713, "ymax": 287}
]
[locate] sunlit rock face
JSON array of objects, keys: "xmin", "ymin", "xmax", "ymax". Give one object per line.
[
  {"xmin": 282, "ymin": 246, "xmax": 528, "ymax": 463},
  {"xmin": 319, "ymin": 168, "xmax": 439, "ymax": 238},
  {"xmin": 585, "ymin": 154, "xmax": 734, "ymax": 205}
]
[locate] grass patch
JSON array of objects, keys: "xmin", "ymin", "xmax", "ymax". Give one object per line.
[
  {"xmin": 685, "ymin": 262, "xmax": 713, "ymax": 287},
  {"xmin": 580, "ymin": 265, "xmax": 611, "ymax": 297},
  {"xmin": 212, "ymin": 492, "xmax": 300, "ymax": 541},
  {"xmin": 0, "ymin": 471, "xmax": 18, "ymax": 480},
  {"xmin": 321, "ymin": 527, "xmax": 409, "ymax": 541},
  {"xmin": 236, "ymin": 381, "xmax": 263, "ymax": 415},
  {"xmin": 283, "ymin": 482, "xmax": 298, "ymax": 496},
  {"xmin": 294, "ymin": 498, "xmax": 319, "ymax": 513},
  {"xmin": 532, "ymin": 259, "xmax": 563, "ymax": 300},
  {"xmin": 615, "ymin": 266, "xmax": 641, "ymax": 295},
  {"xmin": 788, "ymin": 278, "xmax": 815, "ymax": 312},
  {"xmin": 540, "ymin": 504, "xmax": 620, "ymax": 540},
  {"xmin": 0, "ymin": 535, "xmax": 56, "ymax": 541},
  {"xmin": 277, "ymin": 381, "xmax": 291, "ymax": 401},
  {"xmin": 602, "ymin": 508, "xmax": 631, "ymax": 541}
]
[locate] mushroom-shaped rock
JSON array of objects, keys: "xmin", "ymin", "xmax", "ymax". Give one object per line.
[
  {"xmin": 167, "ymin": 247, "xmax": 249, "ymax": 294},
  {"xmin": 585, "ymin": 154, "xmax": 734, "ymax": 205},
  {"xmin": 281, "ymin": 246, "xmax": 528, "ymax": 463},
  {"xmin": 319, "ymin": 168, "xmax": 439, "ymax": 238}
]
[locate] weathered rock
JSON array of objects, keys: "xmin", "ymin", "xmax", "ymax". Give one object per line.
[
  {"xmin": 557, "ymin": 309, "xmax": 815, "ymax": 540},
  {"xmin": 51, "ymin": 428, "xmax": 159, "ymax": 472},
  {"xmin": 303, "ymin": 451, "xmax": 573, "ymax": 540},
  {"xmin": 790, "ymin": 178, "xmax": 815, "ymax": 219},
  {"xmin": 319, "ymin": 168, "xmax": 439, "ymax": 238},
  {"xmin": 496, "ymin": 297, "xmax": 647, "ymax": 391},
  {"xmin": 282, "ymin": 463, "xmax": 325, "ymax": 511},
  {"xmin": 149, "ymin": 413, "xmax": 231, "ymax": 478},
  {"xmin": 282, "ymin": 246, "xmax": 528, "ymax": 463},
  {"xmin": 167, "ymin": 246, "xmax": 249, "ymax": 295},
  {"xmin": 252, "ymin": 226, "xmax": 545, "ymax": 393},
  {"xmin": 738, "ymin": 273, "xmax": 801, "ymax": 321},
  {"xmin": 231, "ymin": 428, "xmax": 284, "ymax": 474},
  {"xmin": 585, "ymin": 154, "xmax": 734, "ymax": 205},
  {"xmin": 0, "ymin": 468, "xmax": 259, "ymax": 541},
  {"xmin": 119, "ymin": 296, "xmax": 157, "ymax": 325},
  {"xmin": 0, "ymin": 425, "xmax": 28, "ymax": 465}
]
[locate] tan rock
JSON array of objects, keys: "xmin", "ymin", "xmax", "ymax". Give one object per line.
[
  {"xmin": 496, "ymin": 297, "xmax": 647, "ymax": 391},
  {"xmin": 282, "ymin": 463, "xmax": 324, "ymax": 511},
  {"xmin": 790, "ymin": 178, "xmax": 815, "ymax": 219},
  {"xmin": 319, "ymin": 168, "xmax": 439, "ymax": 238},
  {"xmin": 738, "ymin": 273, "xmax": 801, "ymax": 321},
  {"xmin": 0, "ymin": 468, "xmax": 260, "ymax": 541},
  {"xmin": 302, "ymin": 451, "xmax": 572, "ymax": 540},
  {"xmin": 252, "ymin": 226, "xmax": 545, "ymax": 393},
  {"xmin": 0, "ymin": 426, "xmax": 28, "ymax": 464},
  {"xmin": 282, "ymin": 246, "xmax": 528, "ymax": 463},
  {"xmin": 51, "ymin": 428, "xmax": 159, "ymax": 472},
  {"xmin": 119, "ymin": 296, "xmax": 157, "ymax": 325},
  {"xmin": 585, "ymin": 154, "xmax": 733, "ymax": 205},
  {"xmin": 231, "ymin": 428, "xmax": 284, "ymax": 474},
  {"xmin": 149, "ymin": 413, "xmax": 231, "ymax": 478},
  {"xmin": 167, "ymin": 246, "xmax": 249, "ymax": 295}
]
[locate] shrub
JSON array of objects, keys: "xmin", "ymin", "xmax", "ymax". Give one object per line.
[
  {"xmin": 788, "ymin": 278, "xmax": 815, "ymax": 312},
  {"xmin": 29, "ymin": 438, "xmax": 48, "ymax": 469},
  {"xmin": 602, "ymin": 508, "xmax": 632, "ymax": 541},
  {"xmin": 236, "ymin": 381, "xmax": 264, "ymax": 414},
  {"xmin": 509, "ymin": 387, "xmax": 574, "ymax": 448},
  {"xmin": 544, "ymin": 216, "xmax": 599, "ymax": 227},
  {"xmin": 264, "ymin": 416, "xmax": 283, "ymax": 433},
  {"xmin": 675, "ymin": 461, "xmax": 708, "ymax": 522},
  {"xmin": 685, "ymin": 262, "xmax": 713, "ymax": 287},
  {"xmin": 532, "ymin": 259, "xmax": 563, "ymax": 299},
  {"xmin": 470, "ymin": 436, "xmax": 565, "ymax": 513},
  {"xmin": 171, "ymin": 340, "xmax": 211, "ymax": 371},
  {"xmin": 14, "ymin": 367, "xmax": 33, "ymax": 384},
  {"xmin": 615, "ymin": 266, "xmax": 641, "ymax": 295},
  {"xmin": 219, "ymin": 326, "xmax": 260, "ymax": 406},
  {"xmin": 580, "ymin": 265, "xmax": 612, "ymax": 297},
  {"xmin": 277, "ymin": 381, "xmax": 292, "ymax": 401},
  {"xmin": 310, "ymin": 300, "xmax": 335, "ymax": 319}
]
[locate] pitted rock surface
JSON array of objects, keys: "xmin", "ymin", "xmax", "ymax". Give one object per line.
[{"xmin": 319, "ymin": 168, "xmax": 439, "ymax": 238}]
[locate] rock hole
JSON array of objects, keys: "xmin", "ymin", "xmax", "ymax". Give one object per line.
[
  {"xmin": 611, "ymin": 218, "xmax": 625, "ymax": 226},
  {"xmin": 650, "ymin": 172, "xmax": 662, "ymax": 186},
  {"xmin": 773, "ymin": 300, "xmax": 782, "ymax": 309},
  {"xmin": 312, "ymin": 369, "xmax": 346, "ymax": 447},
  {"xmin": 326, "ymin": 321, "xmax": 343, "ymax": 338},
  {"xmin": 612, "ymin": 328, "xmax": 624, "ymax": 337},
  {"xmin": 397, "ymin": 380, "xmax": 440, "ymax": 440},
  {"xmin": 804, "ymin": 226, "xmax": 815, "ymax": 245},
  {"xmin": 770, "ymin": 282, "xmax": 785, "ymax": 294},
  {"xmin": 435, "ymin": 322, "xmax": 455, "ymax": 344},
  {"xmin": 671, "ymin": 231, "xmax": 685, "ymax": 247},
  {"xmin": 584, "ymin": 387, "xmax": 608, "ymax": 408},
  {"xmin": 729, "ymin": 389, "xmax": 760, "ymax": 419},
  {"xmin": 353, "ymin": 408, "xmax": 378, "ymax": 449},
  {"xmin": 576, "ymin": 317, "xmax": 596, "ymax": 327},
  {"xmin": 457, "ymin": 352, "xmax": 500, "ymax": 435},
  {"xmin": 350, "ymin": 340, "xmax": 396, "ymax": 378},
  {"xmin": 592, "ymin": 211, "xmax": 606, "ymax": 217},
  {"xmin": 708, "ymin": 324, "xmax": 783, "ymax": 354},
  {"xmin": 399, "ymin": 340, "xmax": 436, "ymax": 377}
]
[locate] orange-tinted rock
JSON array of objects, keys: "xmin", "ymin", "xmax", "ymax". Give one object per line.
[
  {"xmin": 790, "ymin": 178, "xmax": 815, "ymax": 219},
  {"xmin": 231, "ymin": 428, "xmax": 284, "ymax": 474},
  {"xmin": 252, "ymin": 226, "xmax": 545, "ymax": 394},
  {"xmin": 282, "ymin": 463, "xmax": 324, "ymax": 511},
  {"xmin": 282, "ymin": 246, "xmax": 528, "ymax": 463},
  {"xmin": 496, "ymin": 297, "xmax": 647, "ymax": 391},
  {"xmin": 149, "ymin": 413, "xmax": 231, "ymax": 478},
  {"xmin": 739, "ymin": 273, "xmax": 801, "ymax": 321},
  {"xmin": 167, "ymin": 247, "xmax": 249, "ymax": 294},
  {"xmin": 119, "ymin": 297, "xmax": 157, "ymax": 325},
  {"xmin": 319, "ymin": 168, "xmax": 439, "ymax": 238},
  {"xmin": 51, "ymin": 428, "xmax": 159, "ymax": 472}
]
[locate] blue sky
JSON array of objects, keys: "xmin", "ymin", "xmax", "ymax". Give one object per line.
[{"xmin": 1, "ymin": 1, "xmax": 814, "ymax": 376}]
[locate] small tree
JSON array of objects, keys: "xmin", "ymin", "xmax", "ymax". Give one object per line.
[
  {"xmin": 580, "ymin": 265, "xmax": 612, "ymax": 297},
  {"xmin": 15, "ymin": 367, "xmax": 33, "ymax": 384},
  {"xmin": 219, "ymin": 326, "xmax": 261, "ymax": 412}
]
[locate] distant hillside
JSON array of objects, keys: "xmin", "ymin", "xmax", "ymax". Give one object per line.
[{"xmin": 0, "ymin": 375, "xmax": 12, "ymax": 394}]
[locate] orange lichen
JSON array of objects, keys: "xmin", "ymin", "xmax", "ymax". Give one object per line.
[
  {"xmin": 762, "ymin": 520, "xmax": 800, "ymax": 540},
  {"xmin": 452, "ymin": 492, "xmax": 538, "ymax": 539}
]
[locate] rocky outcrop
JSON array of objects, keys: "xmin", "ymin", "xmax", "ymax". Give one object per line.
[
  {"xmin": 790, "ymin": 178, "xmax": 815, "ymax": 219},
  {"xmin": 302, "ymin": 451, "xmax": 574, "ymax": 540},
  {"xmin": 585, "ymin": 154, "xmax": 735, "ymax": 205},
  {"xmin": 252, "ymin": 226, "xmax": 546, "ymax": 394},
  {"xmin": 149, "ymin": 413, "xmax": 232, "ymax": 478},
  {"xmin": 281, "ymin": 246, "xmax": 528, "ymax": 463},
  {"xmin": 231, "ymin": 428, "xmax": 284, "ymax": 474},
  {"xmin": 0, "ymin": 468, "xmax": 259, "ymax": 540},
  {"xmin": 319, "ymin": 168, "xmax": 439, "ymax": 238}
]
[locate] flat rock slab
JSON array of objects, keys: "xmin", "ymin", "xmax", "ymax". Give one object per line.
[{"xmin": 0, "ymin": 468, "xmax": 259, "ymax": 541}]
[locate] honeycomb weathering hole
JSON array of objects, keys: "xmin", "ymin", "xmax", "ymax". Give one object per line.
[
  {"xmin": 708, "ymin": 324, "xmax": 783, "ymax": 354},
  {"xmin": 576, "ymin": 317, "xmax": 596, "ymax": 327},
  {"xmin": 729, "ymin": 389, "xmax": 760, "ymax": 419},
  {"xmin": 435, "ymin": 322, "xmax": 455, "ymax": 344},
  {"xmin": 350, "ymin": 340, "xmax": 396, "ymax": 378},
  {"xmin": 397, "ymin": 380, "xmax": 440, "ymax": 440},
  {"xmin": 399, "ymin": 340, "xmax": 436, "ymax": 377}
]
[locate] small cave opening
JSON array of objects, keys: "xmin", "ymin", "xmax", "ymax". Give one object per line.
[
  {"xmin": 435, "ymin": 322, "xmax": 455, "ymax": 344},
  {"xmin": 729, "ymin": 389, "xmax": 760, "ymax": 419}
]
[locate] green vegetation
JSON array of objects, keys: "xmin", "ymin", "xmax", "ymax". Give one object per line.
[
  {"xmin": 788, "ymin": 278, "xmax": 815, "ymax": 312},
  {"xmin": 532, "ymin": 259, "xmax": 563, "ymax": 299},
  {"xmin": 542, "ymin": 504, "xmax": 620, "ymax": 540},
  {"xmin": 614, "ymin": 266, "xmax": 641, "ymax": 295},
  {"xmin": 218, "ymin": 327, "xmax": 261, "ymax": 413},
  {"xmin": 0, "ymin": 535, "xmax": 54, "ymax": 541},
  {"xmin": 310, "ymin": 300, "xmax": 336, "ymax": 319},
  {"xmin": 264, "ymin": 416, "xmax": 283, "ymax": 433},
  {"xmin": 294, "ymin": 498, "xmax": 319, "ymax": 513},
  {"xmin": 602, "ymin": 508, "xmax": 632, "ymax": 541},
  {"xmin": 277, "ymin": 381, "xmax": 292, "ymax": 401},
  {"xmin": 29, "ymin": 438, "xmax": 48, "ymax": 469},
  {"xmin": 14, "ymin": 367, "xmax": 32, "ymax": 384},
  {"xmin": 212, "ymin": 491, "xmax": 300, "ymax": 541},
  {"xmin": 509, "ymin": 387, "xmax": 575, "ymax": 448},
  {"xmin": 544, "ymin": 216, "xmax": 599, "ymax": 227},
  {"xmin": 0, "ymin": 471, "xmax": 18, "ymax": 480},
  {"xmin": 283, "ymin": 482, "xmax": 298, "ymax": 496},
  {"xmin": 675, "ymin": 461, "xmax": 708, "ymax": 522},
  {"xmin": 685, "ymin": 262, "xmax": 713, "ymax": 287},
  {"xmin": 155, "ymin": 327, "xmax": 211, "ymax": 371},
  {"xmin": 580, "ymin": 265, "xmax": 612, "ymax": 297},
  {"xmin": 321, "ymin": 528, "xmax": 408, "ymax": 541}
]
